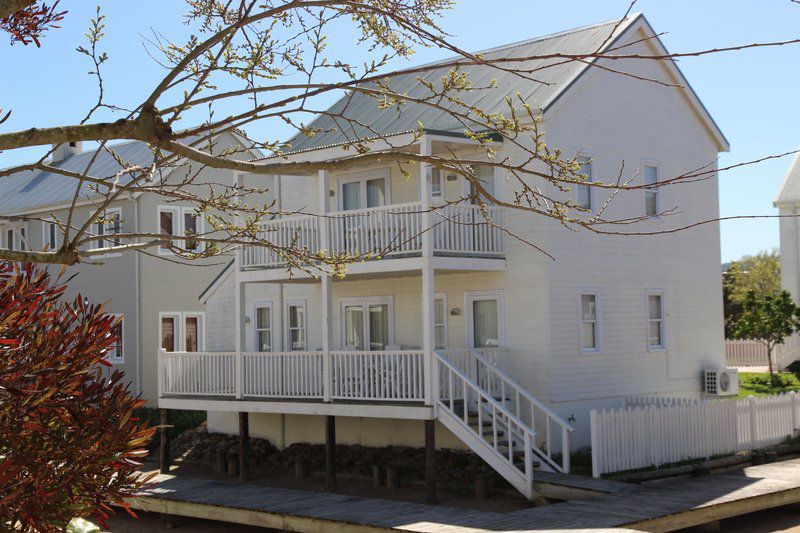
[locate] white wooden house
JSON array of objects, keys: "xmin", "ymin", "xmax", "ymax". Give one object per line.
[
  {"xmin": 157, "ymin": 14, "xmax": 729, "ymax": 499},
  {"xmin": 775, "ymin": 151, "xmax": 800, "ymax": 367}
]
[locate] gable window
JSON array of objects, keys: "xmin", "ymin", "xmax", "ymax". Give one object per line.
[
  {"xmin": 184, "ymin": 210, "xmax": 200, "ymax": 251},
  {"xmin": 644, "ymin": 164, "xmax": 659, "ymax": 217},
  {"xmin": 254, "ymin": 303, "xmax": 273, "ymax": 352},
  {"xmin": 647, "ymin": 291, "xmax": 666, "ymax": 350},
  {"xmin": 4, "ymin": 225, "xmax": 27, "ymax": 251},
  {"xmin": 92, "ymin": 208, "xmax": 122, "ymax": 251},
  {"xmin": 43, "ymin": 220, "xmax": 59, "ymax": 251},
  {"xmin": 285, "ymin": 300, "xmax": 306, "ymax": 351},
  {"xmin": 580, "ymin": 292, "xmax": 600, "ymax": 353},
  {"xmin": 576, "ymin": 156, "xmax": 593, "ymax": 211},
  {"xmin": 106, "ymin": 315, "xmax": 124, "ymax": 364},
  {"xmin": 158, "ymin": 207, "xmax": 178, "ymax": 253}
]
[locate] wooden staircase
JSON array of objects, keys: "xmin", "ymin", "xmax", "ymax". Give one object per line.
[{"xmin": 434, "ymin": 350, "xmax": 573, "ymax": 500}]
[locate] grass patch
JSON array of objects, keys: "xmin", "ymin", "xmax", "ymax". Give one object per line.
[{"xmin": 739, "ymin": 372, "xmax": 800, "ymax": 398}]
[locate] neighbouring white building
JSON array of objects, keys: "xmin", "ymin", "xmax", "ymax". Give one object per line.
[
  {"xmin": 156, "ymin": 14, "xmax": 729, "ymax": 499},
  {"xmin": 775, "ymin": 151, "xmax": 800, "ymax": 367},
  {"xmin": 0, "ymin": 132, "xmax": 260, "ymax": 401}
]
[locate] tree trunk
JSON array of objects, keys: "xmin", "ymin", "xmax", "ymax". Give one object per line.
[{"xmin": 767, "ymin": 345, "xmax": 775, "ymax": 378}]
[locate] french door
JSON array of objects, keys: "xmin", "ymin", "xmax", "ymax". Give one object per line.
[{"xmin": 341, "ymin": 297, "xmax": 393, "ymax": 350}]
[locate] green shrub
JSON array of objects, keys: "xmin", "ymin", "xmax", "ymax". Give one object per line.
[{"xmin": 133, "ymin": 407, "xmax": 206, "ymax": 451}]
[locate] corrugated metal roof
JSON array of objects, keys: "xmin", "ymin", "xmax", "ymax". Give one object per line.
[
  {"xmin": 282, "ymin": 15, "xmax": 639, "ymax": 154},
  {"xmin": 775, "ymin": 151, "xmax": 800, "ymax": 205},
  {"xmin": 0, "ymin": 140, "xmax": 158, "ymax": 214}
]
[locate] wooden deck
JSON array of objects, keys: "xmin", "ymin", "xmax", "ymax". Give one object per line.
[{"xmin": 131, "ymin": 458, "xmax": 800, "ymax": 532}]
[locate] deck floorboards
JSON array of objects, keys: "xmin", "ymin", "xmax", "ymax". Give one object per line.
[{"xmin": 132, "ymin": 458, "xmax": 800, "ymax": 532}]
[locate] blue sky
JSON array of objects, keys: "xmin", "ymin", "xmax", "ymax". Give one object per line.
[{"xmin": 2, "ymin": 0, "xmax": 799, "ymax": 262}]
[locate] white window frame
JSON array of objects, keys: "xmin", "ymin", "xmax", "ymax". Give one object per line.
[
  {"xmin": 646, "ymin": 290, "xmax": 666, "ymax": 351},
  {"xmin": 157, "ymin": 206, "xmax": 180, "ymax": 255},
  {"xmin": 336, "ymin": 168, "xmax": 392, "ymax": 211},
  {"xmin": 91, "ymin": 207, "xmax": 122, "ymax": 257},
  {"xmin": 642, "ymin": 160, "xmax": 660, "ymax": 218},
  {"xmin": 575, "ymin": 154, "xmax": 594, "ymax": 212},
  {"xmin": 181, "ymin": 206, "xmax": 204, "ymax": 253},
  {"xmin": 183, "ymin": 312, "xmax": 205, "ymax": 352},
  {"xmin": 431, "ymin": 168, "xmax": 444, "ymax": 200},
  {"xmin": 465, "ymin": 290, "xmax": 505, "ymax": 349},
  {"xmin": 253, "ymin": 301, "xmax": 274, "ymax": 352},
  {"xmin": 284, "ymin": 299, "xmax": 308, "ymax": 352},
  {"xmin": 434, "ymin": 293, "xmax": 448, "ymax": 350},
  {"xmin": 339, "ymin": 295, "xmax": 395, "ymax": 350},
  {"xmin": 3, "ymin": 224, "xmax": 28, "ymax": 251},
  {"xmin": 106, "ymin": 313, "xmax": 125, "ymax": 364},
  {"xmin": 579, "ymin": 290, "xmax": 601, "ymax": 354},
  {"xmin": 159, "ymin": 311, "xmax": 205, "ymax": 352},
  {"xmin": 42, "ymin": 218, "xmax": 60, "ymax": 251}
]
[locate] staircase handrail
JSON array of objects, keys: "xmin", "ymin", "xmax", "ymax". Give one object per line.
[{"xmin": 468, "ymin": 348, "xmax": 574, "ymax": 434}]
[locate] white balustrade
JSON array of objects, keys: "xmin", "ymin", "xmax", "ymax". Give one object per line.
[
  {"xmin": 242, "ymin": 352, "xmax": 324, "ymax": 398},
  {"xmin": 240, "ymin": 202, "xmax": 504, "ymax": 269},
  {"xmin": 331, "ymin": 350, "xmax": 425, "ymax": 401},
  {"xmin": 160, "ymin": 351, "xmax": 237, "ymax": 397}
]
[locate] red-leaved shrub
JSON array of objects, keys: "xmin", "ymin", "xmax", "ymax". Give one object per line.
[{"xmin": 0, "ymin": 263, "xmax": 155, "ymax": 531}]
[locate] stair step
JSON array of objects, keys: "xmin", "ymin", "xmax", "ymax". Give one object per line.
[{"xmin": 480, "ymin": 428, "xmax": 505, "ymax": 437}]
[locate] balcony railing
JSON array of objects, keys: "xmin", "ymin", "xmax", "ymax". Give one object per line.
[
  {"xmin": 159, "ymin": 349, "xmax": 426, "ymax": 403},
  {"xmin": 241, "ymin": 202, "xmax": 504, "ymax": 269}
]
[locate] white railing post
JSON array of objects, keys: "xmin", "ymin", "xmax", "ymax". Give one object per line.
[
  {"xmin": 318, "ymin": 169, "xmax": 332, "ymax": 402},
  {"xmin": 524, "ymin": 431, "xmax": 533, "ymax": 486},
  {"xmin": 561, "ymin": 427, "xmax": 570, "ymax": 473}
]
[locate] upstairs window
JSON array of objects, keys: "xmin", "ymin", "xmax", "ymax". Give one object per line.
[
  {"xmin": 92, "ymin": 208, "xmax": 122, "ymax": 251},
  {"xmin": 434, "ymin": 294, "xmax": 447, "ymax": 350},
  {"xmin": 644, "ymin": 164, "xmax": 659, "ymax": 217},
  {"xmin": 158, "ymin": 206, "xmax": 203, "ymax": 254},
  {"xmin": 43, "ymin": 220, "xmax": 59, "ymax": 251},
  {"xmin": 576, "ymin": 156, "xmax": 593, "ymax": 211},
  {"xmin": 580, "ymin": 292, "xmax": 600, "ymax": 352},
  {"xmin": 254, "ymin": 303, "xmax": 273, "ymax": 352},
  {"xmin": 4, "ymin": 226, "xmax": 27, "ymax": 251},
  {"xmin": 160, "ymin": 312, "xmax": 204, "ymax": 351},
  {"xmin": 431, "ymin": 168, "xmax": 444, "ymax": 200}
]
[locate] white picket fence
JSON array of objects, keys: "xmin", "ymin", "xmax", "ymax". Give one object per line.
[
  {"xmin": 725, "ymin": 339, "xmax": 769, "ymax": 367},
  {"xmin": 591, "ymin": 393, "xmax": 800, "ymax": 477}
]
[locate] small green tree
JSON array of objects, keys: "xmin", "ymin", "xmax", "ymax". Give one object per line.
[
  {"xmin": 723, "ymin": 250, "xmax": 781, "ymax": 337},
  {"xmin": 731, "ymin": 290, "xmax": 800, "ymax": 378}
]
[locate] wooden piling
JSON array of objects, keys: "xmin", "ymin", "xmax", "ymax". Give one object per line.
[
  {"xmin": 424, "ymin": 419, "xmax": 436, "ymax": 504},
  {"xmin": 159, "ymin": 409, "xmax": 170, "ymax": 474},
  {"xmin": 325, "ymin": 415, "xmax": 337, "ymax": 491},
  {"xmin": 239, "ymin": 412, "xmax": 249, "ymax": 483}
]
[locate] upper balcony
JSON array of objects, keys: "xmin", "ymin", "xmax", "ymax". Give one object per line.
[{"xmin": 240, "ymin": 201, "xmax": 505, "ymax": 280}]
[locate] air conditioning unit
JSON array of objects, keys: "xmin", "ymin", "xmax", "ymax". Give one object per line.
[{"xmin": 703, "ymin": 368, "xmax": 739, "ymax": 396}]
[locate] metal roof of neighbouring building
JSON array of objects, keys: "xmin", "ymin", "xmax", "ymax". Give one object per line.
[
  {"xmin": 280, "ymin": 14, "xmax": 642, "ymax": 155},
  {"xmin": 776, "ymin": 150, "xmax": 800, "ymax": 205},
  {"xmin": 0, "ymin": 140, "xmax": 158, "ymax": 214}
]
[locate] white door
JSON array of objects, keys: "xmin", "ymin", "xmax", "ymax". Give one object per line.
[
  {"xmin": 466, "ymin": 292, "xmax": 504, "ymax": 349},
  {"xmin": 341, "ymin": 298, "xmax": 392, "ymax": 350}
]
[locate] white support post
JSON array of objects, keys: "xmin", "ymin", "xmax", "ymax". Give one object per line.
[
  {"xmin": 318, "ymin": 170, "xmax": 332, "ymax": 402},
  {"xmin": 233, "ymin": 171, "xmax": 245, "ymax": 400},
  {"xmin": 420, "ymin": 137, "xmax": 436, "ymax": 406},
  {"xmin": 157, "ymin": 348, "xmax": 165, "ymax": 398}
]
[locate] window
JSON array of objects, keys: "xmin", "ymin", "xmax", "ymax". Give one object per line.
[
  {"xmin": 466, "ymin": 165, "xmax": 496, "ymax": 203},
  {"xmin": 92, "ymin": 208, "xmax": 122, "ymax": 251},
  {"xmin": 158, "ymin": 206, "xmax": 203, "ymax": 254},
  {"xmin": 43, "ymin": 220, "xmax": 59, "ymax": 251},
  {"xmin": 341, "ymin": 296, "xmax": 394, "ymax": 350},
  {"xmin": 4, "ymin": 225, "xmax": 27, "ymax": 251},
  {"xmin": 285, "ymin": 300, "xmax": 306, "ymax": 351},
  {"xmin": 106, "ymin": 315, "xmax": 124, "ymax": 364},
  {"xmin": 254, "ymin": 303, "xmax": 273, "ymax": 352},
  {"xmin": 160, "ymin": 312, "xmax": 204, "ymax": 351},
  {"xmin": 434, "ymin": 294, "xmax": 447, "ymax": 350},
  {"xmin": 339, "ymin": 170, "xmax": 390, "ymax": 211},
  {"xmin": 580, "ymin": 293, "xmax": 600, "ymax": 352},
  {"xmin": 576, "ymin": 156, "xmax": 593, "ymax": 210},
  {"xmin": 644, "ymin": 164, "xmax": 659, "ymax": 216},
  {"xmin": 160, "ymin": 315, "xmax": 178, "ymax": 351},
  {"xmin": 647, "ymin": 292, "xmax": 665, "ymax": 350},
  {"xmin": 431, "ymin": 168, "xmax": 443, "ymax": 199}
]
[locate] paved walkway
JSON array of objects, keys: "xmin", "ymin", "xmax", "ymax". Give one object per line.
[{"xmin": 131, "ymin": 458, "xmax": 800, "ymax": 532}]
